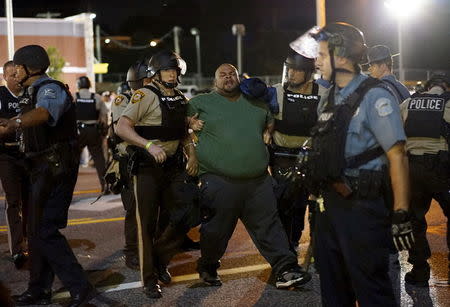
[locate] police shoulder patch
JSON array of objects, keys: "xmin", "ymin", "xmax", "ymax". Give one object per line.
[
  {"xmin": 114, "ymin": 95, "xmax": 124, "ymax": 106},
  {"xmin": 375, "ymin": 98, "xmax": 393, "ymax": 117},
  {"xmin": 131, "ymin": 90, "xmax": 145, "ymax": 104},
  {"xmin": 43, "ymin": 88, "xmax": 57, "ymax": 99}
]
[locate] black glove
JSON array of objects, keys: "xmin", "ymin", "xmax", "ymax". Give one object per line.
[{"xmin": 392, "ymin": 209, "xmax": 415, "ymax": 251}]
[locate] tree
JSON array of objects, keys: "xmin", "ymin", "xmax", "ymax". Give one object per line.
[{"xmin": 46, "ymin": 46, "xmax": 65, "ymax": 81}]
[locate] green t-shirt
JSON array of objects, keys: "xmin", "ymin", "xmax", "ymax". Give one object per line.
[{"xmin": 188, "ymin": 91, "xmax": 272, "ymax": 179}]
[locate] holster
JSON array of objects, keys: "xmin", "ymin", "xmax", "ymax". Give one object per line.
[{"xmin": 40, "ymin": 142, "xmax": 78, "ymax": 177}]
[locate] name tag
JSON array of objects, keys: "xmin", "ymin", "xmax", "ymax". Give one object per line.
[{"xmin": 408, "ymin": 97, "xmax": 444, "ymax": 111}]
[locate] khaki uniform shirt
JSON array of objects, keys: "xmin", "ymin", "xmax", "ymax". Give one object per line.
[
  {"xmin": 121, "ymin": 85, "xmax": 180, "ymax": 156},
  {"xmin": 400, "ymin": 86, "xmax": 450, "ymax": 155}
]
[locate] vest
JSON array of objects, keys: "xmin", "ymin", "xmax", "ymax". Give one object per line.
[
  {"xmin": 75, "ymin": 92, "xmax": 99, "ymax": 121},
  {"xmin": 134, "ymin": 86, "xmax": 187, "ymax": 141},
  {"xmin": 405, "ymin": 92, "xmax": 450, "ymax": 140},
  {"xmin": 20, "ymin": 80, "xmax": 78, "ymax": 154},
  {"xmin": 0, "ymin": 86, "xmax": 20, "ymax": 143},
  {"xmin": 274, "ymin": 83, "xmax": 320, "ymax": 136},
  {"xmin": 307, "ymin": 77, "xmax": 386, "ymax": 184}
]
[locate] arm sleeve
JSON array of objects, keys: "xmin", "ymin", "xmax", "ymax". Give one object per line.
[
  {"xmin": 36, "ymin": 84, "xmax": 69, "ymax": 127},
  {"xmin": 365, "ymin": 88, "xmax": 406, "ymax": 152},
  {"xmin": 121, "ymin": 90, "xmax": 157, "ymax": 123}
]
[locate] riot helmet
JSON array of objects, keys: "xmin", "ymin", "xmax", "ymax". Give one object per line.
[
  {"xmin": 126, "ymin": 60, "xmax": 148, "ymax": 91},
  {"xmin": 13, "ymin": 45, "xmax": 50, "ymax": 85},
  {"xmin": 77, "ymin": 76, "xmax": 91, "ymax": 89},
  {"xmin": 147, "ymin": 50, "xmax": 187, "ymax": 88},
  {"xmin": 282, "ymin": 51, "xmax": 316, "ymax": 88},
  {"xmin": 424, "ymin": 73, "xmax": 449, "ymax": 91},
  {"xmin": 313, "ymin": 22, "xmax": 368, "ymax": 82}
]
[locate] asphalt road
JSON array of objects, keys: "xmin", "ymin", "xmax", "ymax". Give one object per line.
[{"xmin": 0, "ymin": 167, "xmax": 449, "ymax": 306}]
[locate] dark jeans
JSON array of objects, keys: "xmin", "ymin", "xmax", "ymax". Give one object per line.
[
  {"xmin": 78, "ymin": 125, "xmax": 106, "ymax": 187},
  {"xmin": 0, "ymin": 152, "xmax": 28, "ymax": 255},
  {"xmin": 314, "ymin": 188, "xmax": 396, "ymax": 307},
  {"xmin": 27, "ymin": 154, "xmax": 90, "ymax": 296},
  {"xmin": 408, "ymin": 154, "xmax": 450, "ymax": 269},
  {"xmin": 197, "ymin": 173, "xmax": 297, "ymax": 276}
]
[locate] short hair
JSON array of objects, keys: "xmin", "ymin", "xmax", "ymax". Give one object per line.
[{"xmin": 3, "ymin": 61, "xmax": 14, "ymax": 74}]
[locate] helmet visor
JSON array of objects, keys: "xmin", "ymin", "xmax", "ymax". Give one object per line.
[{"xmin": 289, "ymin": 26, "xmax": 321, "ymax": 59}]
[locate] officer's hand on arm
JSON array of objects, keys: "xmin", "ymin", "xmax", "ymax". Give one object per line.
[
  {"xmin": 263, "ymin": 122, "xmax": 274, "ymax": 144},
  {"xmin": 386, "ymin": 142, "xmax": 414, "ymax": 251},
  {"xmin": 184, "ymin": 142, "xmax": 198, "ymax": 176},
  {"xmin": 147, "ymin": 143, "xmax": 167, "ymax": 164},
  {"xmin": 188, "ymin": 113, "xmax": 204, "ymax": 131}
]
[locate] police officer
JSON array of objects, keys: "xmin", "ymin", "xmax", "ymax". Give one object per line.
[
  {"xmin": 110, "ymin": 60, "xmax": 149, "ymax": 270},
  {"xmin": 75, "ymin": 76, "xmax": 108, "ymax": 192},
  {"xmin": 116, "ymin": 50, "xmax": 198, "ymax": 299},
  {"xmin": 400, "ymin": 73, "xmax": 450, "ymax": 286},
  {"xmin": 309, "ymin": 23, "xmax": 414, "ymax": 306},
  {"xmin": 0, "ymin": 45, "xmax": 94, "ymax": 306},
  {"xmin": 367, "ymin": 45, "xmax": 410, "ymax": 103},
  {"xmin": 268, "ymin": 51, "xmax": 320, "ymax": 251},
  {"xmin": 0, "ymin": 60, "xmax": 28, "ymax": 269}
]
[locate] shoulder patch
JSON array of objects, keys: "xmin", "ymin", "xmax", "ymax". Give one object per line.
[
  {"xmin": 131, "ymin": 90, "xmax": 145, "ymax": 104},
  {"xmin": 375, "ymin": 98, "xmax": 393, "ymax": 117},
  {"xmin": 114, "ymin": 95, "xmax": 125, "ymax": 106},
  {"xmin": 43, "ymin": 88, "xmax": 56, "ymax": 99}
]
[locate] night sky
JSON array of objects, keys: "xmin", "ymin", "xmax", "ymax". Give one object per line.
[{"xmin": 1, "ymin": 0, "xmax": 449, "ymax": 77}]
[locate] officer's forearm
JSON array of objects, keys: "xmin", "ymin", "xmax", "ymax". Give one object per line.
[
  {"xmin": 17, "ymin": 107, "xmax": 50, "ymax": 128},
  {"xmin": 116, "ymin": 116, "xmax": 148, "ymax": 148},
  {"xmin": 182, "ymin": 135, "xmax": 196, "ymax": 158},
  {"xmin": 386, "ymin": 142, "xmax": 409, "ymax": 211}
]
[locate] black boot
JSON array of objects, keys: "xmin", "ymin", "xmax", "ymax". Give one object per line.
[{"xmin": 14, "ymin": 289, "xmax": 52, "ymax": 306}]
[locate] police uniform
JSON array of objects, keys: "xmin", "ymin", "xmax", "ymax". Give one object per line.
[
  {"xmin": 121, "ymin": 83, "xmax": 193, "ymax": 291},
  {"xmin": 270, "ymin": 80, "xmax": 320, "ymax": 249},
  {"xmin": 0, "ymin": 85, "xmax": 28, "ymax": 259},
  {"xmin": 75, "ymin": 88, "xmax": 108, "ymax": 190},
  {"xmin": 381, "ymin": 74, "xmax": 410, "ymax": 103},
  {"xmin": 19, "ymin": 75, "xmax": 92, "ymax": 299},
  {"xmin": 311, "ymin": 74, "xmax": 405, "ymax": 306},
  {"xmin": 400, "ymin": 85, "xmax": 450, "ymax": 285},
  {"xmin": 110, "ymin": 93, "xmax": 138, "ymax": 266}
]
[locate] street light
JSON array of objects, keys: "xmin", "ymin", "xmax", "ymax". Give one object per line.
[
  {"xmin": 173, "ymin": 26, "xmax": 182, "ymax": 55},
  {"xmin": 190, "ymin": 27, "xmax": 202, "ymax": 85},
  {"xmin": 150, "ymin": 40, "xmax": 158, "ymax": 47},
  {"xmin": 384, "ymin": 0, "xmax": 424, "ymax": 82}
]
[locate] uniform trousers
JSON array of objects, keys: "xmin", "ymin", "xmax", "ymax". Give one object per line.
[
  {"xmin": 78, "ymin": 125, "xmax": 106, "ymax": 188},
  {"xmin": 121, "ymin": 184, "xmax": 138, "ymax": 258},
  {"xmin": 27, "ymin": 152, "xmax": 90, "ymax": 296},
  {"xmin": 0, "ymin": 151, "xmax": 28, "ymax": 255},
  {"xmin": 314, "ymin": 188, "xmax": 396, "ymax": 307},
  {"xmin": 134, "ymin": 159, "xmax": 191, "ymax": 286},
  {"xmin": 408, "ymin": 153, "xmax": 450, "ymax": 269},
  {"xmin": 197, "ymin": 173, "xmax": 298, "ymax": 275}
]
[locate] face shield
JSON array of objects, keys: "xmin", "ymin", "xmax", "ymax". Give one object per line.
[{"xmin": 289, "ymin": 26, "xmax": 321, "ymax": 59}]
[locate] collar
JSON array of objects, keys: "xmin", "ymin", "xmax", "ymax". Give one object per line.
[
  {"xmin": 334, "ymin": 73, "xmax": 368, "ymax": 105},
  {"xmin": 5, "ymin": 85, "xmax": 22, "ymax": 98},
  {"xmin": 427, "ymin": 86, "xmax": 445, "ymax": 95}
]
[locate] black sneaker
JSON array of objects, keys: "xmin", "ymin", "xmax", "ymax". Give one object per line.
[
  {"xmin": 143, "ymin": 282, "xmax": 162, "ymax": 299},
  {"xmin": 199, "ymin": 270, "xmax": 222, "ymax": 286},
  {"xmin": 14, "ymin": 289, "xmax": 52, "ymax": 306},
  {"xmin": 276, "ymin": 266, "xmax": 312, "ymax": 289},
  {"xmin": 405, "ymin": 266, "xmax": 430, "ymax": 287},
  {"xmin": 157, "ymin": 266, "xmax": 172, "ymax": 285}
]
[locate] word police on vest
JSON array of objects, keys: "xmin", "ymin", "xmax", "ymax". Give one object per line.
[
  {"xmin": 408, "ymin": 98, "xmax": 444, "ymax": 111},
  {"xmin": 286, "ymin": 93, "xmax": 320, "ymax": 102}
]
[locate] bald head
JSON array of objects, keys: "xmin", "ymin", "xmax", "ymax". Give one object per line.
[{"xmin": 214, "ymin": 63, "xmax": 240, "ymax": 97}]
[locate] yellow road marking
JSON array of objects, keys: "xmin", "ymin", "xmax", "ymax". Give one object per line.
[{"xmin": 0, "ymin": 217, "xmax": 123, "ymax": 231}]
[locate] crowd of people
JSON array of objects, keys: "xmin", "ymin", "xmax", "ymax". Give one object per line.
[{"xmin": 0, "ymin": 21, "xmax": 448, "ymax": 307}]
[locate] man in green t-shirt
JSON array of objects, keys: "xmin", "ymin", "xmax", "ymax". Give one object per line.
[{"xmin": 187, "ymin": 63, "xmax": 311, "ymax": 289}]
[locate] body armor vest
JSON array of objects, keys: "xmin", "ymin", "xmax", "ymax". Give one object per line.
[
  {"xmin": 0, "ymin": 86, "xmax": 20, "ymax": 143},
  {"xmin": 20, "ymin": 80, "xmax": 78, "ymax": 154},
  {"xmin": 274, "ymin": 83, "xmax": 320, "ymax": 136},
  {"xmin": 134, "ymin": 85, "xmax": 187, "ymax": 141},
  {"xmin": 307, "ymin": 77, "xmax": 386, "ymax": 184},
  {"xmin": 405, "ymin": 92, "xmax": 450, "ymax": 139},
  {"xmin": 75, "ymin": 92, "xmax": 98, "ymax": 121}
]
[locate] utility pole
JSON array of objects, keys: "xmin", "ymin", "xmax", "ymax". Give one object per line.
[
  {"xmin": 173, "ymin": 26, "xmax": 182, "ymax": 55},
  {"xmin": 316, "ymin": 0, "xmax": 326, "ymax": 27},
  {"xmin": 232, "ymin": 24, "xmax": 246, "ymax": 73},
  {"xmin": 5, "ymin": 0, "xmax": 15, "ymax": 60},
  {"xmin": 95, "ymin": 24, "xmax": 102, "ymax": 82},
  {"xmin": 190, "ymin": 28, "xmax": 202, "ymax": 86}
]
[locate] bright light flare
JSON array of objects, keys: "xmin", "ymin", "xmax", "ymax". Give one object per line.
[
  {"xmin": 150, "ymin": 40, "xmax": 158, "ymax": 47},
  {"xmin": 104, "ymin": 38, "xmax": 111, "ymax": 44},
  {"xmin": 384, "ymin": 0, "xmax": 424, "ymax": 18}
]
